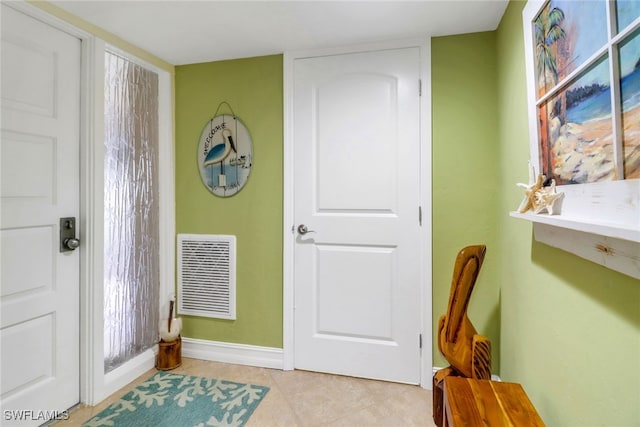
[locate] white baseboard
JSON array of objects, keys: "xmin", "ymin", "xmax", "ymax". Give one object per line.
[
  {"xmin": 432, "ymin": 366, "xmax": 501, "ymax": 382},
  {"xmin": 182, "ymin": 337, "xmax": 284, "ymax": 370}
]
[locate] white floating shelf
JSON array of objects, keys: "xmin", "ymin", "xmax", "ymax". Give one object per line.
[
  {"xmin": 510, "ymin": 211, "xmax": 640, "ymax": 280},
  {"xmin": 509, "ymin": 211, "xmax": 640, "ymax": 243}
]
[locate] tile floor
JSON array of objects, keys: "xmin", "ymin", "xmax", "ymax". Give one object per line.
[{"xmin": 53, "ymin": 357, "xmax": 436, "ymax": 426}]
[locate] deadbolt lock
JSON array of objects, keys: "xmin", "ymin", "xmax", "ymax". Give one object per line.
[{"xmin": 60, "ymin": 217, "xmax": 80, "ymax": 252}]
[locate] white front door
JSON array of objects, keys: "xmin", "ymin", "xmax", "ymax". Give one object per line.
[
  {"xmin": 293, "ymin": 47, "xmax": 423, "ymax": 383},
  {"xmin": 1, "ymin": 4, "xmax": 81, "ymax": 424}
]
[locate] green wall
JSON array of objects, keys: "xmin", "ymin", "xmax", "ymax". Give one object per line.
[
  {"xmin": 495, "ymin": 1, "xmax": 640, "ymax": 425},
  {"xmin": 174, "ymin": 9, "xmax": 640, "ymax": 424},
  {"xmin": 431, "ymin": 32, "xmax": 502, "ymax": 373},
  {"xmin": 175, "ymin": 55, "xmax": 283, "ymax": 348},
  {"xmin": 434, "ymin": 2, "xmax": 639, "ymax": 424}
]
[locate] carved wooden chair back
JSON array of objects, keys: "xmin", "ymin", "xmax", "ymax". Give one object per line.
[{"xmin": 437, "ymin": 245, "xmax": 490, "ymax": 379}]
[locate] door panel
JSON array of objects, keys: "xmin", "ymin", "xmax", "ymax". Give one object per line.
[
  {"xmin": 1, "ymin": 132, "xmax": 57, "ymax": 202},
  {"xmin": 1, "ymin": 315, "xmax": 56, "ymax": 395},
  {"xmin": 293, "ymin": 47, "xmax": 422, "ymax": 383},
  {"xmin": 1, "ymin": 5, "xmax": 81, "ymax": 424},
  {"xmin": 1, "ymin": 35, "xmax": 56, "ymax": 117},
  {"xmin": 1, "ymin": 226, "xmax": 55, "ymax": 297},
  {"xmin": 315, "ymin": 245, "xmax": 395, "ymax": 340},
  {"xmin": 315, "ymin": 72, "xmax": 398, "ymax": 211}
]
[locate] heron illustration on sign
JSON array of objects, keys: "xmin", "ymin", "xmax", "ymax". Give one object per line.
[{"xmin": 197, "ymin": 113, "xmax": 253, "ymax": 197}]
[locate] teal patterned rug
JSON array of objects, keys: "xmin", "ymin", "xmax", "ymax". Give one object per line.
[{"xmin": 83, "ymin": 371, "xmax": 269, "ymax": 427}]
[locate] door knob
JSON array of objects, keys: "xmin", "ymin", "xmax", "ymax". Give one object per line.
[
  {"xmin": 64, "ymin": 238, "xmax": 80, "ymax": 250},
  {"xmin": 297, "ymin": 224, "xmax": 316, "ymax": 235}
]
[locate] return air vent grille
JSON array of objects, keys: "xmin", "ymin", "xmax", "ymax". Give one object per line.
[{"xmin": 177, "ymin": 234, "xmax": 236, "ymax": 320}]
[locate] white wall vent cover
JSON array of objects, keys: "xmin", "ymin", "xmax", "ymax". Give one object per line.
[{"xmin": 177, "ymin": 234, "xmax": 236, "ymax": 320}]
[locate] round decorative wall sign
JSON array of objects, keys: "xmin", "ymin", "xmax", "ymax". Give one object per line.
[{"xmin": 197, "ymin": 114, "xmax": 253, "ymax": 197}]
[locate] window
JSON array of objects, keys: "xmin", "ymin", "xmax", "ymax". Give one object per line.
[
  {"xmin": 103, "ymin": 51, "xmax": 160, "ymax": 372},
  {"xmin": 519, "ymin": 1, "xmax": 640, "ymax": 279},
  {"xmin": 530, "ymin": 0, "xmax": 640, "ymax": 184}
]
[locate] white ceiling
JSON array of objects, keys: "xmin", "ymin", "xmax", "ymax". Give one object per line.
[{"xmin": 52, "ymin": 0, "xmax": 509, "ymax": 65}]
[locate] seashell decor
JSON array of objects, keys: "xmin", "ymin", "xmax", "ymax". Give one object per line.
[{"xmin": 517, "ymin": 162, "xmax": 564, "ymax": 215}]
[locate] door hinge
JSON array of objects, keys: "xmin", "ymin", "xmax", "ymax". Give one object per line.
[
  {"xmin": 419, "ymin": 79, "xmax": 422, "ymax": 97},
  {"xmin": 419, "ymin": 333, "xmax": 423, "ymax": 349},
  {"xmin": 419, "ymin": 206, "xmax": 422, "ymax": 226}
]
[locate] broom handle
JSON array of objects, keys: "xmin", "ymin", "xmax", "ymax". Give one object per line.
[{"xmin": 168, "ymin": 300, "xmax": 174, "ymax": 332}]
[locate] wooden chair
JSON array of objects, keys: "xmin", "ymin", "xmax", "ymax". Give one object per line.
[{"xmin": 433, "ymin": 245, "xmax": 491, "ymax": 427}]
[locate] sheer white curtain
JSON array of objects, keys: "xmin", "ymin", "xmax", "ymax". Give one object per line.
[{"xmin": 103, "ymin": 52, "xmax": 160, "ymax": 372}]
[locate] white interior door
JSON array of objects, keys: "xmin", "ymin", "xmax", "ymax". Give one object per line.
[
  {"xmin": 293, "ymin": 47, "xmax": 423, "ymax": 383},
  {"xmin": 1, "ymin": 4, "xmax": 81, "ymax": 424}
]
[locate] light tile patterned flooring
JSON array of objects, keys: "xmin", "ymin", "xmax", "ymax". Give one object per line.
[{"xmin": 54, "ymin": 357, "xmax": 436, "ymax": 426}]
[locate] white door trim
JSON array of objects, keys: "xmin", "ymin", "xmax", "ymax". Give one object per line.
[
  {"xmin": 7, "ymin": 1, "xmax": 175, "ymax": 405},
  {"xmin": 283, "ymin": 38, "xmax": 433, "ymax": 388}
]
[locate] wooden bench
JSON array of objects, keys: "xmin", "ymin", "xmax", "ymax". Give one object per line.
[{"xmin": 443, "ymin": 376, "xmax": 545, "ymax": 426}]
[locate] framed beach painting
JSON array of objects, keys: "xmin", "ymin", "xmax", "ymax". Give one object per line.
[
  {"xmin": 526, "ymin": 0, "xmax": 640, "ymax": 184},
  {"xmin": 520, "ymin": 0, "xmax": 640, "ymax": 278}
]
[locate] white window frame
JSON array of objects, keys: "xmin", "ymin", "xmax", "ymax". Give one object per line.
[
  {"xmin": 92, "ymin": 44, "xmax": 175, "ymax": 403},
  {"xmin": 516, "ymin": 0, "xmax": 640, "ymax": 279}
]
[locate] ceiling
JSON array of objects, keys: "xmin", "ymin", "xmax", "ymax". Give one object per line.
[{"xmin": 52, "ymin": 1, "xmax": 509, "ymax": 65}]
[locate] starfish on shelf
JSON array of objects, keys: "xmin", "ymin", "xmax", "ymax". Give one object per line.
[
  {"xmin": 516, "ymin": 162, "xmax": 564, "ymax": 215},
  {"xmin": 517, "ymin": 172, "xmax": 545, "ymax": 214},
  {"xmin": 534, "ymin": 179, "xmax": 564, "ymax": 214}
]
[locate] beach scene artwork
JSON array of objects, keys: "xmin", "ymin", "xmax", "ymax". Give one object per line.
[
  {"xmin": 620, "ymin": 29, "xmax": 640, "ymax": 179},
  {"xmin": 533, "ymin": 0, "xmax": 640, "ymax": 184}
]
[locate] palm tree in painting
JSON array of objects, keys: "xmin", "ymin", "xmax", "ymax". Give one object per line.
[
  {"xmin": 534, "ymin": 4, "xmax": 565, "ymax": 178},
  {"xmin": 535, "ymin": 5, "xmax": 565, "ymax": 92}
]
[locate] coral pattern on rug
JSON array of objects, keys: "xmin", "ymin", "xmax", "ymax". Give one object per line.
[{"xmin": 83, "ymin": 371, "xmax": 269, "ymax": 427}]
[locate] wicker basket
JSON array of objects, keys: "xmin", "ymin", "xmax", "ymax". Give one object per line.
[{"xmin": 156, "ymin": 336, "xmax": 182, "ymax": 370}]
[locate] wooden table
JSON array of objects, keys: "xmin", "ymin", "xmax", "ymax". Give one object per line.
[{"xmin": 443, "ymin": 376, "xmax": 545, "ymax": 427}]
